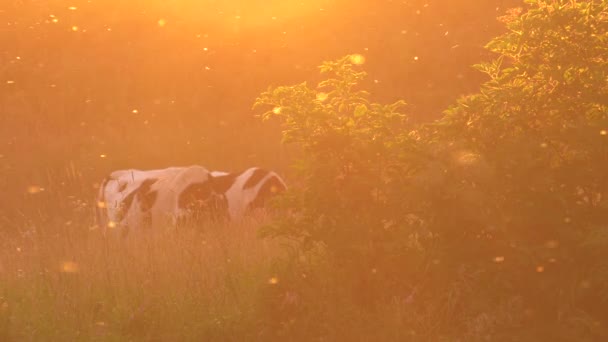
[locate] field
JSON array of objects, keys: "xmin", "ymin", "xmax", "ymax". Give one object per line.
[
  {"xmin": 1, "ymin": 212, "xmax": 284, "ymax": 340},
  {"xmin": 3, "ymin": 0, "xmax": 608, "ymax": 340}
]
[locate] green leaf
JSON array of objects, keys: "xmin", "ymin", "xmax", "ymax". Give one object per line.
[{"xmin": 354, "ymin": 104, "xmax": 367, "ymax": 117}]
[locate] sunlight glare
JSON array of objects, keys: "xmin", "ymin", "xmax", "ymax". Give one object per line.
[
  {"xmin": 349, "ymin": 54, "xmax": 365, "ymax": 65},
  {"xmin": 316, "ymin": 92, "xmax": 328, "ymax": 102},
  {"xmin": 455, "ymin": 151, "xmax": 479, "ymax": 165},
  {"xmin": 61, "ymin": 261, "xmax": 79, "ymax": 273},
  {"xmin": 544, "ymin": 240, "xmax": 559, "ymax": 248},
  {"xmin": 27, "ymin": 185, "xmax": 44, "ymax": 194},
  {"xmin": 493, "ymin": 256, "xmax": 505, "ymax": 263}
]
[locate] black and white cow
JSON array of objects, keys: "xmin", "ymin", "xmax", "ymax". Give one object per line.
[
  {"xmin": 97, "ymin": 165, "xmax": 220, "ymax": 235},
  {"xmin": 97, "ymin": 165, "xmax": 287, "ymax": 234},
  {"xmin": 209, "ymin": 167, "xmax": 287, "ymax": 220}
]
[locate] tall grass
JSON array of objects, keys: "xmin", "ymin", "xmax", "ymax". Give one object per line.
[{"xmin": 0, "ymin": 212, "xmax": 285, "ymax": 341}]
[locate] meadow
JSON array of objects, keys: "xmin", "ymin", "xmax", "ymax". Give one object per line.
[
  {"xmin": 2, "ymin": 0, "xmax": 608, "ymax": 340},
  {"xmin": 1, "ymin": 213, "xmax": 285, "ymax": 340}
]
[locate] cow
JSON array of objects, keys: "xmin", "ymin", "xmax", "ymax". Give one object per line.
[
  {"xmin": 97, "ymin": 165, "xmax": 221, "ymax": 235},
  {"xmin": 209, "ymin": 167, "xmax": 287, "ymax": 221},
  {"xmin": 97, "ymin": 165, "xmax": 287, "ymax": 235}
]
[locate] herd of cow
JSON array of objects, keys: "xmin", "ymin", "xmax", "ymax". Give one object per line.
[{"xmin": 96, "ymin": 165, "xmax": 287, "ymax": 236}]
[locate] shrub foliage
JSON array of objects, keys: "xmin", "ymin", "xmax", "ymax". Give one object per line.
[{"xmin": 255, "ymin": 1, "xmax": 608, "ymax": 339}]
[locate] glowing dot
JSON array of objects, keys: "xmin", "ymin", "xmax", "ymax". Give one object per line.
[
  {"xmin": 132, "ymin": 109, "xmax": 138, "ymax": 114},
  {"xmin": 97, "ymin": 201, "xmax": 106, "ymax": 208},
  {"xmin": 268, "ymin": 277, "xmax": 279, "ymax": 285},
  {"xmin": 6, "ymin": 80, "xmax": 14, "ymax": 84},
  {"xmin": 61, "ymin": 261, "xmax": 79, "ymax": 273},
  {"xmin": 203, "ymin": 47, "xmax": 208, "ymax": 51},
  {"xmin": 401, "ymin": 30, "xmax": 407, "ymax": 34},
  {"xmin": 414, "ymin": 56, "xmax": 419, "ymax": 61},
  {"xmin": 371, "ymin": 268, "xmax": 377, "ymax": 274},
  {"xmin": 564, "ymin": 217, "xmax": 571, "ymax": 223},
  {"xmin": 316, "ymin": 92, "xmax": 328, "ymax": 101},
  {"xmin": 99, "ymin": 154, "xmax": 107, "ymax": 158},
  {"xmin": 456, "ymin": 151, "xmax": 478, "ymax": 165},
  {"xmin": 600, "ymin": 130, "xmax": 607, "ymax": 136},
  {"xmin": 16, "ymin": 247, "xmax": 21, "ymax": 252},
  {"xmin": 71, "ymin": 26, "xmax": 79, "ymax": 31},
  {"xmin": 493, "ymin": 256, "xmax": 505, "ymax": 263},
  {"xmin": 536, "ymin": 266, "xmax": 544, "ymax": 273},
  {"xmin": 107, "ymin": 221, "xmax": 117, "ymax": 228},
  {"xmin": 15, "ymin": 56, "xmax": 21, "ymax": 60},
  {"xmin": 68, "ymin": 6, "xmax": 77, "ymax": 10},
  {"xmin": 204, "ymin": 66, "xmax": 211, "ymax": 70},
  {"xmin": 27, "ymin": 186, "xmax": 44, "ymax": 194},
  {"xmin": 272, "ymin": 107, "xmax": 282, "ymax": 114},
  {"xmin": 349, "ymin": 54, "xmax": 365, "ymax": 65},
  {"xmin": 544, "ymin": 240, "xmax": 559, "ymax": 248},
  {"xmin": 158, "ymin": 19, "xmax": 166, "ymax": 27},
  {"xmin": 52, "ymin": 18, "xmax": 59, "ymax": 23}
]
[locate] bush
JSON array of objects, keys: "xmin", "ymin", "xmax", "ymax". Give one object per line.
[{"xmin": 254, "ymin": 1, "xmax": 608, "ymax": 340}]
